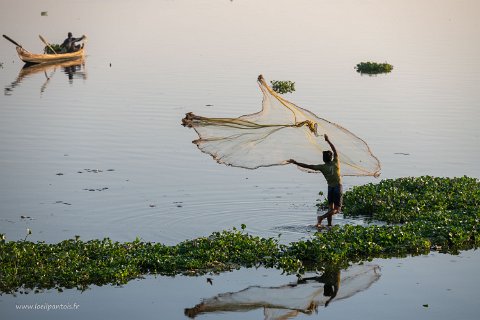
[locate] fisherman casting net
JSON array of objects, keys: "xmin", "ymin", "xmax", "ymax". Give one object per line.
[{"xmin": 182, "ymin": 75, "xmax": 381, "ymax": 177}]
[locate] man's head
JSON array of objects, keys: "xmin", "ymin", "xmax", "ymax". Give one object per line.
[
  {"xmin": 323, "ymin": 150, "xmax": 333, "ymax": 163},
  {"xmin": 68, "ymin": 32, "xmax": 72, "ymax": 38}
]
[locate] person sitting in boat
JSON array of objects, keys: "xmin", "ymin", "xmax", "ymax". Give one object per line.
[{"xmin": 61, "ymin": 32, "xmax": 84, "ymax": 53}]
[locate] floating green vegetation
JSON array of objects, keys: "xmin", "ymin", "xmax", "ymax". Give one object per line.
[
  {"xmin": 355, "ymin": 61, "xmax": 393, "ymax": 75},
  {"xmin": 0, "ymin": 227, "xmax": 282, "ymax": 294},
  {"xmin": 342, "ymin": 176, "xmax": 480, "ymax": 223},
  {"xmin": 1, "ymin": 176, "xmax": 478, "ymax": 294},
  {"xmin": 270, "ymin": 80, "xmax": 295, "ymax": 94},
  {"xmin": 44, "ymin": 44, "xmax": 62, "ymax": 54}
]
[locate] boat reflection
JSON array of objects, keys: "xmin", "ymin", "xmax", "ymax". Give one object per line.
[
  {"xmin": 4, "ymin": 59, "xmax": 87, "ymax": 96},
  {"xmin": 185, "ymin": 263, "xmax": 380, "ymax": 319}
]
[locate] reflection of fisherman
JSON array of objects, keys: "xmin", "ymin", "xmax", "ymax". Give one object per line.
[
  {"xmin": 64, "ymin": 64, "xmax": 82, "ymax": 82},
  {"xmin": 298, "ymin": 266, "xmax": 340, "ymax": 307},
  {"xmin": 185, "ymin": 267, "xmax": 344, "ymax": 319},
  {"xmin": 61, "ymin": 32, "xmax": 84, "ymax": 53}
]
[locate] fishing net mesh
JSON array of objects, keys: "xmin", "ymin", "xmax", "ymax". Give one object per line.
[{"xmin": 182, "ymin": 75, "xmax": 381, "ymax": 177}]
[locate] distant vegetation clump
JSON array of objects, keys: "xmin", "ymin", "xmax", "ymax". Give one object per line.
[
  {"xmin": 271, "ymin": 80, "xmax": 296, "ymax": 94},
  {"xmin": 355, "ymin": 61, "xmax": 393, "ymax": 75}
]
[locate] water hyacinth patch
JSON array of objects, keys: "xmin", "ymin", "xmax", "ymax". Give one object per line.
[
  {"xmin": 1, "ymin": 176, "xmax": 479, "ymax": 294},
  {"xmin": 355, "ymin": 61, "xmax": 393, "ymax": 74},
  {"xmin": 341, "ymin": 176, "xmax": 480, "ymax": 223},
  {"xmin": 270, "ymin": 80, "xmax": 296, "ymax": 94},
  {"xmin": 0, "ymin": 228, "xmax": 282, "ymax": 294}
]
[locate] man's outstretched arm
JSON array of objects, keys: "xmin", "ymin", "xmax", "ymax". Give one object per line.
[{"xmin": 287, "ymin": 159, "xmax": 320, "ymax": 171}]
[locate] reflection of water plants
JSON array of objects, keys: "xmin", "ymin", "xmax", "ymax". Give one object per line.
[
  {"xmin": 1, "ymin": 176, "xmax": 478, "ymax": 294},
  {"xmin": 355, "ymin": 61, "xmax": 393, "ymax": 74},
  {"xmin": 270, "ymin": 80, "xmax": 295, "ymax": 94}
]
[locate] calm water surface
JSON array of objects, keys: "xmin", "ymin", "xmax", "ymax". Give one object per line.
[{"xmin": 0, "ymin": 0, "xmax": 479, "ymax": 319}]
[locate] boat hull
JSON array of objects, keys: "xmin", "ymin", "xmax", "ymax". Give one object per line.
[{"xmin": 16, "ymin": 46, "xmax": 85, "ymax": 64}]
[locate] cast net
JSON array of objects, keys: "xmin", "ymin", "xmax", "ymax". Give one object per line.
[{"xmin": 182, "ymin": 75, "xmax": 381, "ymax": 176}]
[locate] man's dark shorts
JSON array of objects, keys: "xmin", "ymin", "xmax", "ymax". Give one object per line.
[{"xmin": 328, "ymin": 185, "xmax": 343, "ymax": 208}]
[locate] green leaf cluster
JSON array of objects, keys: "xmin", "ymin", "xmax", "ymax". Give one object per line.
[
  {"xmin": 0, "ymin": 230, "xmax": 281, "ymax": 294},
  {"xmin": 270, "ymin": 80, "xmax": 296, "ymax": 94},
  {"xmin": 283, "ymin": 224, "xmax": 431, "ymax": 273},
  {"xmin": 342, "ymin": 176, "xmax": 480, "ymax": 223},
  {"xmin": 355, "ymin": 61, "xmax": 393, "ymax": 74},
  {"xmin": 44, "ymin": 44, "xmax": 62, "ymax": 54}
]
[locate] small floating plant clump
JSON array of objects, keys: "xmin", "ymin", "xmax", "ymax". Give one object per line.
[
  {"xmin": 1, "ymin": 176, "xmax": 478, "ymax": 294},
  {"xmin": 270, "ymin": 80, "xmax": 296, "ymax": 94},
  {"xmin": 355, "ymin": 61, "xmax": 393, "ymax": 75}
]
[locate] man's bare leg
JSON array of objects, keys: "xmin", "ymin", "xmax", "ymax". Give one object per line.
[
  {"xmin": 317, "ymin": 210, "xmax": 334, "ymax": 228},
  {"xmin": 317, "ymin": 203, "xmax": 335, "ymax": 228},
  {"xmin": 316, "ymin": 215, "xmax": 324, "ymax": 228},
  {"xmin": 327, "ymin": 213, "xmax": 333, "ymax": 226},
  {"xmin": 322, "ymin": 205, "xmax": 340, "ymax": 227}
]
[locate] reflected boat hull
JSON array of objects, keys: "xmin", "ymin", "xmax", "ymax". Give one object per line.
[
  {"xmin": 4, "ymin": 58, "xmax": 86, "ymax": 96},
  {"xmin": 19, "ymin": 58, "xmax": 85, "ymax": 77}
]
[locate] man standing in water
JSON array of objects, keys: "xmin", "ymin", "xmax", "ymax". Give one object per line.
[{"xmin": 288, "ymin": 134, "xmax": 342, "ymax": 227}]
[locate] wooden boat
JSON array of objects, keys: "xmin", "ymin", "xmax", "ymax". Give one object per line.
[{"xmin": 16, "ymin": 46, "xmax": 85, "ymax": 64}]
